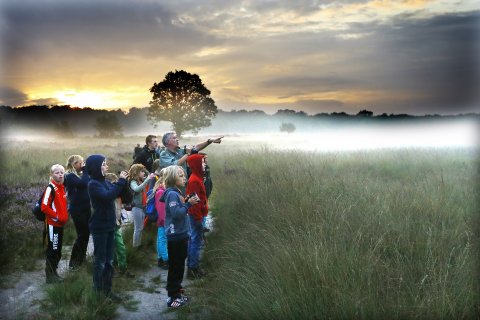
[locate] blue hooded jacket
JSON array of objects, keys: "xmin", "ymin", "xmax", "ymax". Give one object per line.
[
  {"xmin": 160, "ymin": 187, "xmax": 191, "ymax": 241},
  {"xmin": 86, "ymin": 154, "xmax": 126, "ymax": 233},
  {"xmin": 65, "ymin": 171, "xmax": 91, "ymax": 214}
]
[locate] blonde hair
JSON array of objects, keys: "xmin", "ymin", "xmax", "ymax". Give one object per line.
[
  {"xmin": 105, "ymin": 173, "xmax": 118, "ymax": 183},
  {"xmin": 153, "ymin": 168, "xmax": 167, "ymax": 193},
  {"xmin": 163, "ymin": 165, "xmax": 184, "ymax": 188},
  {"xmin": 129, "ymin": 163, "xmax": 145, "ymax": 182},
  {"xmin": 50, "ymin": 164, "xmax": 65, "ymax": 174},
  {"xmin": 66, "ymin": 155, "xmax": 83, "ymax": 175}
]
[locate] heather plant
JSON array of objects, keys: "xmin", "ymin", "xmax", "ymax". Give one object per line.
[{"xmin": 193, "ymin": 148, "xmax": 479, "ymax": 319}]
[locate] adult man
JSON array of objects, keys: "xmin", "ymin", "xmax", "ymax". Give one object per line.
[
  {"xmin": 159, "ymin": 132, "xmax": 223, "ymax": 175},
  {"xmin": 133, "ymin": 135, "xmax": 159, "ymax": 173}
]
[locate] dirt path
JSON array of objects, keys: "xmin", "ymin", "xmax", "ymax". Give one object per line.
[{"xmin": 0, "ymin": 238, "xmax": 189, "ymax": 320}]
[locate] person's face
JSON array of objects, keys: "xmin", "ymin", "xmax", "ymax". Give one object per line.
[
  {"xmin": 167, "ymin": 133, "xmax": 179, "ymax": 149},
  {"xmin": 140, "ymin": 170, "xmax": 146, "ymax": 181},
  {"xmin": 175, "ymin": 169, "xmax": 186, "ymax": 187},
  {"xmin": 148, "ymin": 137, "xmax": 158, "ymax": 150},
  {"xmin": 51, "ymin": 167, "xmax": 65, "ymax": 184},
  {"xmin": 73, "ymin": 158, "xmax": 83, "ymax": 172},
  {"xmin": 101, "ymin": 160, "xmax": 108, "ymax": 176}
]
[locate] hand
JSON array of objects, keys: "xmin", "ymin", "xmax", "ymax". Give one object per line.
[
  {"xmin": 148, "ymin": 173, "xmax": 156, "ymax": 180},
  {"xmin": 119, "ymin": 170, "xmax": 128, "ymax": 179},
  {"xmin": 211, "ymin": 136, "xmax": 223, "ymax": 144},
  {"xmin": 188, "ymin": 195, "xmax": 200, "ymax": 205}
]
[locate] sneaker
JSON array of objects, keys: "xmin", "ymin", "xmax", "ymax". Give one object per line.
[
  {"xmin": 106, "ymin": 291, "xmax": 123, "ymax": 303},
  {"xmin": 167, "ymin": 296, "xmax": 187, "ymax": 308},
  {"xmin": 46, "ymin": 274, "xmax": 64, "ymax": 284},
  {"xmin": 203, "ymin": 227, "xmax": 211, "ymax": 233},
  {"xmin": 180, "ymin": 294, "xmax": 189, "ymax": 303},
  {"xmin": 119, "ymin": 269, "xmax": 135, "ymax": 278},
  {"xmin": 187, "ymin": 267, "xmax": 206, "ymax": 280},
  {"xmin": 157, "ymin": 259, "xmax": 169, "ymax": 270}
]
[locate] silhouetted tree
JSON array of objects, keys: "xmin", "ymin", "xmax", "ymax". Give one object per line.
[
  {"xmin": 148, "ymin": 70, "xmax": 218, "ymax": 137},
  {"xmin": 357, "ymin": 109, "xmax": 373, "ymax": 117},
  {"xmin": 279, "ymin": 122, "xmax": 296, "ymax": 134},
  {"xmin": 54, "ymin": 121, "xmax": 75, "ymax": 138},
  {"xmin": 94, "ymin": 114, "xmax": 123, "ymax": 138}
]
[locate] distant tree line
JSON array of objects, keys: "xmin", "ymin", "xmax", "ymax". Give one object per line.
[{"xmin": 0, "ymin": 104, "xmax": 478, "ymax": 137}]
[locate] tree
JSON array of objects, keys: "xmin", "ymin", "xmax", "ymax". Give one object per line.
[
  {"xmin": 357, "ymin": 109, "xmax": 373, "ymax": 117},
  {"xmin": 54, "ymin": 120, "xmax": 75, "ymax": 138},
  {"xmin": 94, "ymin": 114, "xmax": 123, "ymax": 138},
  {"xmin": 148, "ymin": 70, "xmax": 218, "ymax": 137},
  {"xmin": 279, "ymin": 122, "xmax": 296, "ymax": 134}
]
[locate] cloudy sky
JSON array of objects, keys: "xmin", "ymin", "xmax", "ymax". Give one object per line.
[{"xmin": 0, "ymin": 0, "xmax": 478, "ymax": 115}]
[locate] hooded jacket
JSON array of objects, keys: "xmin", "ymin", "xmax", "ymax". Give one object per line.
[
  {"xmin": 64, "ymin": 171, "xmax": 91, "ymax": 214},
  {"xmin": 154, "ymin": 185, "xmax": 166, "ymax": 227},
  {"xmin": 160, "ymin": 187, "xmax": 192, "ymax": 241},
  {"xmin": 85, "ymin": 154, "xmax": 126, "ymax": 233},
  {"xmin": 186, "ymin": 154, "xmax": 208, "ymax": 221},
  {"xmin": 41, "ymin": 179, "xmax": 68, "ymax": 227}
]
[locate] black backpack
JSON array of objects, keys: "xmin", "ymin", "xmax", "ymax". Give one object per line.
[
  {"xmin": 32, "ymin": 184, "xmax": 55, "ymax": 221},
  {"xmin": 120, "ymin": 182, "xmax": 134, "ymax": 211}
]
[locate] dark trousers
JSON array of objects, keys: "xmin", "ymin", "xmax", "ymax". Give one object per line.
[
  {"xmin": 166, "ymin": 237, "xmax": 188, "ymax": 297},
  {"xmin": 69, "ymin": 210, "xmax": 91, "ymax": 268},
  {"xmin": 45, "ymin": 224, "xmax": 64, "ymax": 277},
  {"xmin": 91, "ymin": 230, "xmax": 115, "ymax": 293}
]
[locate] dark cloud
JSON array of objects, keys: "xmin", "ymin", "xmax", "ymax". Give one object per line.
[
  {"xmin": 0, "ymin": 87, "xmax": 28, "ymax": 106},
  {"xmin": 1, "ymin": 0, "xmax": 221, "ymax": 61}
]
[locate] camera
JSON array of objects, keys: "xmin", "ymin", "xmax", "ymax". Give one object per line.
[{"xmin": 185, "ymin": 192, "xmax": 197, "ymax": 201}]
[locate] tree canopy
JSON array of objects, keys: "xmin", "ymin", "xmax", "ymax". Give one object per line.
[
  {"xmin": 148, "ymin": 70, "xmax": 218, "ymax": 137},
  {"xmin": 94, "ymin": 114, "xmax": 123, "ymax": 137}
]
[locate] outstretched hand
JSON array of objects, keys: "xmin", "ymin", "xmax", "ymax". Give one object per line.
[
  {"xmin": 119, "ymin": 170, "xmax": 128, "ymax": 179},
  {"xmin": 211, "ymin": 136, "xmax": 224, "ymax": 144}
]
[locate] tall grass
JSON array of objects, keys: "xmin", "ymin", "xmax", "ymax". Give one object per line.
[{"xmin": 196, "ymin": 148, "xmax": 479, "ymax": 319}]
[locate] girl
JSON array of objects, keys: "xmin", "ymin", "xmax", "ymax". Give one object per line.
[
  {"xmin": 65, "ymin": 155, "xmax": 91, "ymax": 271},
  {"xmin": 160, "ymin": 165, "xmax": 199, "ymax": 308},
  {"xmin": 153, "ymin": 168, "xmax": 168, "ymax": 269},
  {"xmin": 128, "ymin": 163, "xmax": 155, "ymax": 248}
]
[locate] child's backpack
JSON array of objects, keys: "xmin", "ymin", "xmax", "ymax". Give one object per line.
[
  {"xmin": 145, "ymin": 189, "xmax": 158, "ymax": 222},
  {"xmin": 120, "ymin": 183, "xmax": 134, "ymax": 211},
  {"xmin": 32, "ymin": 184, "xmax": 55, "ymax": 221}
]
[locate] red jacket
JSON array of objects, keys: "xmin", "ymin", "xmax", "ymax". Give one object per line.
[
  {"xmin": 186, "ymin": 154, "xmax": 208, "ymax": 221},
  {"xmin": 41, "ymin": 179, "xmax": 68, "ymax": 227}
]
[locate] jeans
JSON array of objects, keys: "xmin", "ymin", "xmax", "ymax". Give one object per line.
[
  {"xmin": 131, "ymin": 207, "xmax": 145, "ymax": 247},
  {"xmin": 187, "ymin": 216, "xmax": 203, "ymax": 269},
  {"xmin": 92, "ymin": 230, "xmax": 115, "ymax": 293},
  {"xmin": 69, "ymin": 209, "xmax": 91, "ymax": 268},
  {"xmin": 157, "ymin": 226, "xmax": 168, "ymax": 262}
]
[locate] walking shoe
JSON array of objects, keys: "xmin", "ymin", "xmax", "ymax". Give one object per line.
[
  {"xmin": 105, "ymin": 291, "xmax": 123, "ymax": 303},
  {"xmin": 203, "ymin": 226, "xmax": 211, "ymax": 233},
  {"xmin": 187, "ymin": 267, "xmax": 206, "ymax": 280},
  {"xmin": 167, "ymin": 296, "xmax": 187, "ymax": 308},
  {"xmin": 157, "ymin": 259, "xmax": 169, "ymax": 270},
  {"xmin": 46, "ymin": 274, "xmax": 64, "ymax": 284},
  {"xmin": 119, "ymin": 269, "xmax": 135, "ymax": 278}
]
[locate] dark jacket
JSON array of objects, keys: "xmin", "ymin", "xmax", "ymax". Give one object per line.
[
  {"xmin": 86, "ymin": 154, "xmax": 126, "ymax": 233},
  {"xmin": 64, "ymin": 171, "xmax": 91, "ymax": 214},
  {"xmin": 186, "ymin": 154, "xmax": 208, "ymax": 221},
  {"xmin": 160, "ymin": 187, "xmax": 192, "ymax": 241},
  {"xmin": 133, "ymin": 145, "xmax": 158, "ymax": 172}
]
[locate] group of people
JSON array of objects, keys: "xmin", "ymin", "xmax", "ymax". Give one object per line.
[{"xmin": 40, "ymin": 132, "xmax": 223, "ymax": 308}]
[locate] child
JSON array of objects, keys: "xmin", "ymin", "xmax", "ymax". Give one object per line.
[
  {"xmin": 65, "ymin": 155, "xmax": 91, "ymax": 271},
  {"xmin": 105, "ymin": 173, "xmax": 135, "ymax": 279},
  {"xmin": 42, "ymin": 164, "xmax": 68, "ymax": 284},
  {"xmin": 186, "ymin": 154, "xmax": 209, "ymax": 279},
  {"xmin": 128, "ymin": 164, "xmax": 155, "ymax": 248},
  {"xmin": 153, "ymin": 168, "xmax": 168, "ymax": 269},
  {"xmin": 86, "ymin": 154, "xmax": 128, "ymax": 302},
  {"xmin": 160, "ymin": 165, "xmax": 199, "ymax": 308},
  {"xmin": 201, "ymin": 153, "xmax": 213, "ymax": 232}
]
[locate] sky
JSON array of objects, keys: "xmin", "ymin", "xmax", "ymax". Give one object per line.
[{"xmin": 0, "ymin": 0, "xmax": 479, "ymax": 115}]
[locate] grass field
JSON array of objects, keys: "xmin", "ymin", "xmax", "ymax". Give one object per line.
[{"xmin": 0, "ymin": 136, "xmax": 478, "ymax": 319}]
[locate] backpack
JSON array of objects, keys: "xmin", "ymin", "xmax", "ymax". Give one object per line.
[
  {"xmin": 32, "ymin": 184, "xmax": 55, "ymax": 221},
  {"xmin": 120, "ymin": 182, "xmax": 134, "ymax": 211},
  {"xmin": 145, "ymin": 189, "xmax": 158, "ymax": 222}
]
